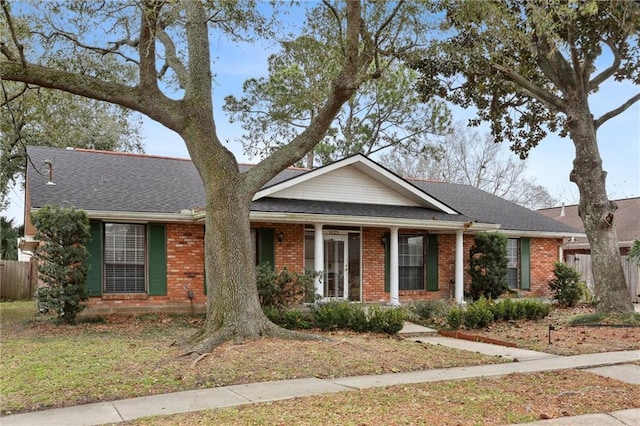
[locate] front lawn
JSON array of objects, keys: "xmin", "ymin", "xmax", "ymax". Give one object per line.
[{"xmin": 0, "ymin": 300, "xmax": 505, "ymax": 414}]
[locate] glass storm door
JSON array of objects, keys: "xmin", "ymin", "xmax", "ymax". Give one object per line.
[{"xmin": 324, "ymin": 236, "xmax": 348, "ymax": 299}]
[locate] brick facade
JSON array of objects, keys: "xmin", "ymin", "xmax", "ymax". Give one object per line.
[{"xmin": 86, "ymin": 221, "xmax": 561, "ymax": 314}]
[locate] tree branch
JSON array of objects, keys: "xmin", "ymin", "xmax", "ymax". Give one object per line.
[
  {"xmin": 139, "ymin": 0, "xmax": 162, "ymax": 93},
  {"xmin": 1, "ymin": 0, "xmax": 26, "ymax": 66},
  {"xmin": 156, "ymin": 26, "xmax": 190, "ymax": 89},
  {"xmin": 589, "ymin": 40, "xmax": 621, "ymax": 91},
  {"xmin": 245, "ymin": 1, "xmax": 368, "ymax": 193},
  {"xmin": 594, "ymin": 92, "xmax": 640, "ymax": 129},
  {"xmin": 0, "ymin": 61, "xmax": 184, "ymax": 133},
  {"xmin": 492, "ymin": 63, "xmax": 564, "ymax": 111}
]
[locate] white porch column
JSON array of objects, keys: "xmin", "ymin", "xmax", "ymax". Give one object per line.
[
  {"xmin": 389, "ymin": 227, "xmax": 400, "ymax": 306},
  {"xmin": 455, "ymin": 230, "xmax": 464, "ymax": 304},
  {"xmin": 314, "ymin": 223, "xmax": 324, "ymax": 299}
]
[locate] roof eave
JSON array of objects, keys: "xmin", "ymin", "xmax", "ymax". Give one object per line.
[
  {"xmin": 30, "ymin": 208, "xmax": 197, "ymax": 223},
  {"xmin": 498, "ymin": 229, "xmax": 587, "ymax": 239},
  {"xmin": 247, "ymin": 211, "xmax": 499, "ymax": 231}
]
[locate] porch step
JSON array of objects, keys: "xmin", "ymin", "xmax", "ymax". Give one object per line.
[{"xmin": 398, "ymin": 321, "xmax": 438, "ymax": 338}]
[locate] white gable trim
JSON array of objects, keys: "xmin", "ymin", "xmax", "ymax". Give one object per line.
[{"xmin": 254, "ymin": 154, "xmax": 458, "ymax": 214}]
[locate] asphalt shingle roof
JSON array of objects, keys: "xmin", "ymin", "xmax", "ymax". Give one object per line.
[{"xmin": 26, "ymin": 146, "xmax": 580, "ymax": 234}]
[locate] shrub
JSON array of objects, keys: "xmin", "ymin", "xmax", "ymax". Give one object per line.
[
  {"xmin": 492, "ymin": 298, "xmax": 550, "ymax": 322},
  {"xmin": 366, "ymin": 305, "xmax": 406, "ymax": 334},
  {"xmin": 519, "ymin": 299, "xmax": 551, "ymax": 320},
  {"xmin": 31, "ymin": 205, "xmax": 91, "ymax": 325},
  {"xmin": 548, "ymin": 262, "xmax": 584, "ymax": 307},
  {"xmin": 312, "ymin": 301, "xmax": 355, "ymax": 331},
  {"xmin": 263, "ymin": 306, "xmax": 313, "ymax": 330},
  {"xmin": 468, "ymin": 232, "xmax": 509, "ymax": 301},
  {"xmin": 410, "ymin": 300, "xmax": 449, "ymax": 320},
  {"xmin": 256, "ymin": 263, "xmax": 317, "ymax": 308},
  {"xmin": 463, "ymin": 296, "xmax": 494, "ymax": 329},
  {"xmin": 446, "ymin": 307, "xmax": 464, "ymax": 329},
  {"xmin": 311, "ymin": 302, "xmax": 405, "ymax": 334}
]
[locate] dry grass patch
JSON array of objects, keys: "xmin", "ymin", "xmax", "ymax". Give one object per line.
[
  {"xmin": 125, "ymin": 370, "xmax": 640, "ymax": 425},
  {"xmin": 0, "ymin": 301, "xmax": 506, "ymax": 415},
  {"xmin": 466, "ymin": 306, "xmax": 640, "ymax": 355}
]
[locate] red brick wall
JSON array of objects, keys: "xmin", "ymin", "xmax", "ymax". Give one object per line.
[
  {"xmin": 529, "ymin": 237, "xmax": 562, "ymax": 297},
  {"xmin": 86, "ymin": 222, "xmax": 207, "ymax": 314},
  {"xmin": 362, "ymin": 227, "xmax": 386, "ymax": 302}
]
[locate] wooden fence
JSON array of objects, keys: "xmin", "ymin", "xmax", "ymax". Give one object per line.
[
  {"xmin": 0, "ymin": 260, "xmax": 37, "ymax": 300},
  {"xmin": 566, "ymin": 254, "xmax": 640, "ymax": 304}
]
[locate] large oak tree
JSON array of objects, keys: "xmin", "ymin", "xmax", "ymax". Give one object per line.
[
  {"xmin": 1, "ymin": 0, "xmax": 430, "ymax": 353},
  {"xmin": 412, "ymin": 0, "xmax": 639, "ymax": 312}
]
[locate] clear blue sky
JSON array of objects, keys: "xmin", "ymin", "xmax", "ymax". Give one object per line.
[{"xmin": 3, "ymin": 6, "xmax": 639, "ymax": 224}]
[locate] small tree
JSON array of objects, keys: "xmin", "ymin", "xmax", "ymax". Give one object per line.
[
  {"xmin": 548, "ymin": 262, "xmax": 584, "ymax": 307},
  {"xmin": 630, "ymin": 240, "xmax": 640, "ymax": 268},
  {"xmin": 469, "ymin": 232, "xmax": 509, "ymax": 301},
  {"xmin": 31, "ymin": 205, "xmax": 91, "ymax": 324}
]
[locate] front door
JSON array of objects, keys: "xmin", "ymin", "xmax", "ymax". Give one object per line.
[{"xmin": 324, "ymin": 235, "xmax": 348, "ymax": 299}]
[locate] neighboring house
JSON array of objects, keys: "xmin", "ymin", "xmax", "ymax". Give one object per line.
[
  {"xmin": 538, "ymin": 198, "xmax": 640, "ymax": 256},
  {"xmin": 24, "ymin": 146, "xmax": 582, "ymax": 313},
  {"xmin": 538, "ymin": 198, "xmax": 640, "ymax": 303}
]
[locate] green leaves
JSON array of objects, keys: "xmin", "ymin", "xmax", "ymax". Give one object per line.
[{"xmin": 31, "ymin": 205, "xmax": 91, "ymax": 324}]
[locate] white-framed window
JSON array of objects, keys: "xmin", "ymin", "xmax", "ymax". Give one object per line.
[
  {"xmin": 399, "ymin": 235, "xmax": 425, "ymax": 290},
  {"xmin": 104, "ymin": 223, "xmax": 146, "ymax": 293},
  {"xmin": 506, "ymin": 238, "xmax": 519, "ymax": 288}
]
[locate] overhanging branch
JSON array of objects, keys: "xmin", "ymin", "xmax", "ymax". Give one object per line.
[
  {"xmin": 594, "ymin": 92, "xmax": 640, "ymax": 129},
  {"xmin": 492, "ymin": 63, "xmax": 564, "ymax": 111}
]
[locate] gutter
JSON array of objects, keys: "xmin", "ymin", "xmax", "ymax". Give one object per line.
[{"xmin": 29, "ymin": 208, "xmax": 197, "ymax": 223}]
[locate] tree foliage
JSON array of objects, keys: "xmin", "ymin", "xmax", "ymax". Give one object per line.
[
  {"xmin": 380, "ymin": 122, "xmax": 558, "ymax": 209},
  {"xmin": 224, "ymin": 5, "xmax": 450, "ymax": 167},
  {"xmin": 410, "ymin": 0, "xmax": 639, "ymax": 313},
  {"xmin": 0, "ymin": 215, "xmax": 22, "ymax": 260},
  {"xmin": 31, "ymin": 205, "xmax": 91, "ymax": 324},
  {"xmin": 468, "ymin": 232, "xmax": 509, "ymax": 301},
  {"xmin": 630, "ymin": 240, "xmax": 640, "ymax": 268}
]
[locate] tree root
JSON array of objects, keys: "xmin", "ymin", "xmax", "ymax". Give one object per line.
[
  {"xmin": 191, "ymin": 352, "xmax": 212, "ymax": 368},
  {"xmin": 179, "ymin": 321, "xmax": 330, "ymax": 358}
]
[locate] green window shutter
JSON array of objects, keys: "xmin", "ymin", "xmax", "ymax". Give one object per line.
[
  {"xmin": 520, "ymin": 238, "xmax": 531, "ymax": 290},
  {"xmin": 148, "ymin": 224, "xmax": 167, "ymax": 296},
  {"xmin": 258, "ymin": 228, "xmax": 275, "ymax": 271},
  {"xmin": 426, "ymin": 234, "xmax": 439, "ymax": 291},
  {"xmin": 85, "ymin": 221, "xmax": 103, "ymax": 296},
  {"xmin": 384, "ymin": 232, "xmax": 390, "ymax": 292}
]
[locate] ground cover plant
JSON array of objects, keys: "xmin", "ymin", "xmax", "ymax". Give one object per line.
[
  {"xmin": 0, "ymin": 301, "xmax": 505, "ymax": 415},
  {"xmin": 126, "ymin": 370, "xmax": 640, "ymax": 425}
]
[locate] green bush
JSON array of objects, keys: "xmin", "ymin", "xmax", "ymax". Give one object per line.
[
  {"xmin": 446, "ymin": 307, "xmax": 464, "ymax": 329},
  {"xmin": 311, "ymin": 301, "xmax": 404, "ymax": 334},
  {"xmin": 463, "ymin": 296, "xmax": 494, "ymax": 329},
  {"xmin": 366, "ymin": 305, "xmax": 406, "ymax": 334},
  {"xmin": 519, "ymin": 299, "xmax": 551, "ymax": 320},
  {"xmin": 548, "ymin": 262, "xmax": 584, "ymax": 307},
  {"xmin": 263, "ymin": 306, "xmax": 314, "ymax": 330},
  {"xmin": 31, "ymin": 205, "xmax": 91, "ymax": 325},
  {"xmin": 491, "ymin": 298, "xmax": 550, "ymax": 322},
  {"xmin": 468, "ymin": 232, "xmax": 509, "ymax": 301},
  {"xmin": 256, "ymin": 263, "xmax": 317, "ymax": 308},
  {"xmin": 410, "ymin": 300, "xmax": 449, "ymax": 320}
]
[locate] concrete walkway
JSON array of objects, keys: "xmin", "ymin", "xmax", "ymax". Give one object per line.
[{"xmin": 2, "ymin": 324, "xmax": 639, "ymax": 426}]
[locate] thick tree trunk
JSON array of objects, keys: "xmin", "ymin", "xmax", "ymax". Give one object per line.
[
  {"xmin": 183, "ymin": 181, "xmax": 325, "ymax": 355},
  {"xmin": 567, "ymin": 107, "xmax": 633, "ymax": 313}
]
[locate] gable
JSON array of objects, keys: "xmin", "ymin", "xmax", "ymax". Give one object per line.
[
  {"xmin": 254, "ymin": 155, "xmax": 458, "ymax": 213},
  {"xmin": 265, "ymin": 165, "xmax": 422, "ymax": 207}
]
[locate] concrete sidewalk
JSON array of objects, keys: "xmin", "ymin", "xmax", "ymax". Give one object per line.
[{"xmin": 2, "ymin": 332, "xmax": 638, "ymax": 426}]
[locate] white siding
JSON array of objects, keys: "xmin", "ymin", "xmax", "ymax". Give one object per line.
[{"xmin": 271, "ymin": 166, "xmax": 421, "ymax": 206}]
